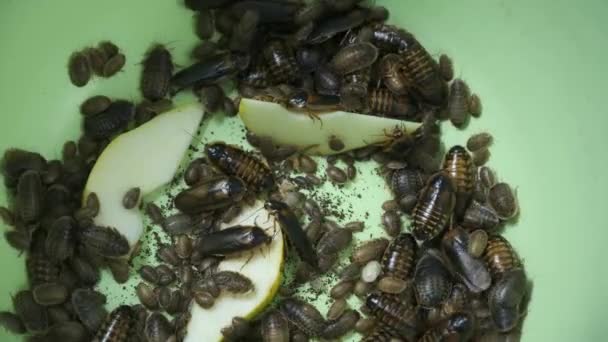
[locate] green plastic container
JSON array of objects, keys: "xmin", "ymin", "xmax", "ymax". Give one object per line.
[{"xmin": 1, "ymin": 0, "xmax": 606, "ymax": 341}]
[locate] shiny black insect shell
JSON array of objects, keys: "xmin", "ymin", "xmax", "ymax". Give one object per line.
[
  {"xmin": 81, "ymin": 95, "xmax": 112, "ymax": 116},
  {"xmin": 307, "ymin": 9, "xmax": 368, "ymax": 44},
  {"xmin": 145, "ymin": 311, "xmax": 173, "ymax": 342},
  {"xmin": 84, "ymin": 100, "xmax": 134, "ymax": 140},
  {"xmin": 381, "ymin": 53, "xmax": 412, "ymax": 95},
  {"xmin": 462, "ymin": 200, "xmax": 500, "ymax": 231},
  {"xmin": 265, "ymin": 200, "xmax": 318, "ymax": 268},
  {"xmin": 263, "ymin": 40, "xmax": 299, "ymax": 84},
  {"xmin": 79, "ymin": 225, "xmax": 130, "ymax": 258},
  {"xmin": 414, "ymin": 250, "xmax": 453, "ymax": 308},
  {"xmin": 370, "ymin": 23, "xmax": 412, "ymax": 53},
  {"xmin": 340, "ymin": 66, "xmax": 370, "ymax": 111},
  {"xmin": 401, "ymin": 37, "xmax": 448, "ymax": 106},
  {"xmin": 16, "ymin": 170, "xmax": 43, "ymax": 223},
  {"xmin": 174, "ymin": 176, "xmax": 246, "ymax": 214},
  {"xmin": 141, "ymin": 44, "xmax": 174, "ymax": 101},
  {"xmin": 68, "ymin": 51, "xmax": 91, "ymax": 87},
  {"xmin": 365, "ymin": 292, "xmax": 418, "ymax": 340},
  {"xmin": 488, "ymin": 269, "xmax": 528, "ymax": 332},
  {"xmin": 205, "ymin": 142, "xmax": 275, "ymax": 191},
  {"xmin": 1, "ymin": 148, "xmax": 47, "ymax": 188},
  {"xmin": 94, "ymin": 305, "xmax": 134, "ymax": 342},
  {"xmin": 441, "ymin": 227, "xmax": 491, "ymax": 293},
  {"xmin": 261, "ymin": 311, "xmax": 289, "ymax": 342},
  {"xmin": 410, "ymin": 172, "xmax": 456, "ymax": 242},
  {"xmin": 381, "ymin": 233, "xmax": 417, "ymax": 281},
  {"xmin": 195, "ymin": 225, "xmax": 271, "ymax": 256},
  {"xmin": 171, "ymin": 52, "xmax": 250, "ymax": 91},
  {"xmin": 103, "ymin": 53, "xmax": 126, "ymax": 78},
  {"xmin": 418, "ymin": 312, "xmax": 475, "ymax": 342},
  {"xmin": 280, "ymin": 298, "xmax": 326, "ymax": 338}
]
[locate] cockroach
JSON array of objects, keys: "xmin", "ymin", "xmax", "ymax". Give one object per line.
[
  {"xmin": 103, "ymin": 53, "xmax": 126, "ymax": 77},
  {"xmin": 443, "ymin": 145, "xmax": 475, "ymax": 218},
  {"xmin": 175, "ymin": 176, "xmax": 246, "ymax": 214},
  {"xmin": 229, "ymin": 10, "xmax": 259, "ymax": 52},
  {"xmin": 478, "ymin": 166, "xmax": 496, "ymax": 189},
  {"xmin": 0, "ymin": 206, "xmax": 15, "ymax": 226},
  {"xmin": 441, "ymin": 227, "xmax": 491, "ymax": 293},
  {"xmin": 195, "ymin": 225, "xmax": 271, "ymax": 256},
  {"xmin": 162, "ymin": 213, "xmax": 196, "ymax": 236},
  {"xmin": 213, "ymin": 271, "xmax": 254, "ymax": 293},
  {"xmin": 297, "ymin": 47, "xmax": 324, "ymax": 73},
  {"xmin": 367, "ymin": 88, "xmax": 418, "ymax": 118},
  {"xmin": 69, "ymin": 254, "xmax": 101, "ymax": 285},
  {"xmin": 265, "ymin": 200, "xmax": 318, "ymax": 268},
  {"xmin": 483, "ymin": 235, "xmax": 521, "ymax": 278},
  {"xmin": 195, "ymin": 9, "xmax": 215, "ymax": 40},
  {"xmin": 381, "ymin": 210, "xmax": 402, "ymax": 237},
  {"xmin": 447, "ymin": 79, "xmax": 471, "ymax": 127},
  {"xmin": 307, "ymin": 9, "xmax": 367, "ymax": 44},
  {"xmin": 94, "ymin": 305, "xmax": 133, "ymax": 342},
  {"xmin": 68, "ymin": 51, "xmax": 91, "ymax": 87},
  {"xmin": 241, "ymin": 61, "xmax": 270, "ymax": 89},
  {"xmin": 381, "ymin": 233, "xmax": 417, "ymax": 281},
  {"xmin": 81, "ymin": 95, "xmax": 112, "ymax": 116},
  {"xmin": 122, "ymin": 187, "xmax": 141, "ymax": 209},
  {"xmin": 414, "ymin": 250, "xmax": 453, "ymax": 308},
  {"xmin": 410, "ymin": 172, "xmax": 456, "ymax": 242},
  {"xmin": 321, "ymin": 309, "xmax": 359, "ymax": 339},
  {"xmin": 316, "ymin": 228, "xmax": 352, "ymax": 255},
  {"xmin": 175, "ymin": 235, "xmax": 193, "ymax": 260},
  {"xmin": 41, "ymin": 159, "xmax": 62, "ymax": 184},
  {"xmin": 327, "ymin": 299, "xmax": 348, "ymax": 321},
  {"xmin": 419, "ymin": 312, "xmax": 474, "ymax": 342},
  {"xmin": 26, "ymin": 253, "xmax": 60, "ymax": 287},
  {"xmin": 0, "ymin": 311, "xmax": 26, "ymax": 334},
  {"xmin": 262, "ymin": 40, "xmax": 299, "ymax": 84},
  {"xmin": 139, "ymin": 265, "xmax": 159, "ymax": 285},
  {"xmin": 98, "ymin": 41, "xmax": 119, "ymax": 58},
  {"xmin": 469, "ymin": 93, "xmax": 483, "ymax": 117},
  {"xmin": 331, "ymin": 42, "xmax": 378, "ymax": 75},
  {"xmin": 171, "ymin": 52, "xmax": 249, "ymax": 91},
  {"xmin": 330, "ymin": 281, "xmax": 355, "ymax": 299},
  {"xmin": 468, "ymin": 229, "xmax": 489, "ymax": 258},
  {"xmin": 365, "ymin": 292, "xmax": 418, "ymax": 340},
  {"xmin": 340, "ymin": 67, "xmax": 370, "ymax": 111},
  {"xmin": 467, "ymin": 132, "xmax": 493, "ymax": 152},
  {"xmin": 199, "ymin": 85, "xmax": 225, "ymax": 112},
  {"xmin": 16, "ymin": 170, "xmax": 43, "ymax": 223},
  {"xmin": 295, "ymin": 154, "xmax": 317, "ymax": 174},
  {"xmin": 361, "ymin": 325, "xmax": 400, "ymax": 342},
  {"xmin": 107, "ymin": 258, "xmax": 130, "ymax": 284},
  {"xmin": 261, "ymin": 311, "xmax": 289, "ymax": 342},
  {"xmin": 85, "ymin": 47, "xmax": 108, "ymax": 76},
  {"xmin": 351, "ymin": 238, "xmax": 389, "ymax": 265},
  {"xmin": 370, "ymin": 23, "xmax": 412, "ymax": 53},
  {"xmin": 71, "ymin": 288, "xmax": 107, "ymax": 332},
  {"xmin": 206, "ymin": 142, "xmax": 275, "ymax": 191},
  {"xmin": 84, "ymin": 100, "xmax": 134, "ymax": 140},
  {"xmin": 281, "ymin": 298, "xmax": 326, "ymax": 338},
  {"xmin": 438, "ymin": 54, "xmax": 454, "ymax": 81},
  {"xmin": 79, "ymin": 225, "xmax": 130, "ymax": 258},
  {"xmin": 488, "ymin": 182, "xmax": 518, "ymax": 219},
  {"xmin": 353, "ymin": 279, "xmax": 373, "ymax": 298},
  {"xmin": 354, "ymin": 317, "xmax": 376, "ymax": 335},
  {"xmin": 32, "ymin": 283, "xmax": 69, "ymax": 306},
  {"xmin": 462, "ymin": 200, "xmax": 500, "ymax": 230},
  {"xmin": 1, "ymin": 148, "xmax": 47, "ymax": 187},
  {"xmin": 193, "ymin": 290, "xmax": 215, "ymax": 309},
  {"xmin": 141, "ymin": 44, "xmax": 173, "ymax": 101},
  {"xmin": 145, "ymin": 312, "xmax": 173, "ymax": 342},
  {"xmin": 13, "ymin": 290, "xmax": 48, "ymax": 333},
  {"xmin": 5, "ymin": 230, "xmax": 30, "ymax": 253},
  {"xmin": 391, "ymin": 167, "xmax": 425, "ymax": 200},
  {"xmin": 326, "ymin": 165, "xmax": 347, "ymax": 184},
  {"xmin": 156, "ymin": 264, "xmax": 177, "ymax": 286},
  {"xmin": 473, "ymin": 148, "xmax": 491, "ymax": 166},
  {"xmin": 401, "ymin": 37, "xmax": 448, "ymax": 106},
  {"xmin": 488, "ymin": 269, "xmax": 527, "ymax": 332},
  {"xmin": 231, "ymin": 0, "xmax": 300, "ymax": 24},
  {"xmin": 381, "ymin": 53, "xmax": 411, "ymax": 95},
  {"xmin": 377, "ymin": 276, "xmax": 408, "ymax": 294},
  {"xmin": 223, "ymin": 97, "xmax": 238, "ymax": 116}
]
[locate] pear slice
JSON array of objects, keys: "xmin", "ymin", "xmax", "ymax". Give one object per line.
[
  {"xmin": 238, "ymin": 98, "xmax": 422, "ymax": 155},
  {"xmin": 184, "ymin": 202, "xmax": 284, "ymax": 342},
  {"xmin": 83, "ymin": 103, "xmax": 204, "ymax": 248}
]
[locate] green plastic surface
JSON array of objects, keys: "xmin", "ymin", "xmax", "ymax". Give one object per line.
[{"xmin": 0, "ymin": 0, "xmax": 606, "ymax": 341}]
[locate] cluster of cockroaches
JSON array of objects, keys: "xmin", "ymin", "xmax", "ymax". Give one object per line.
[{"xmin": 0, "ymin": 0, "xmax": 529, "ymax": 341}]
